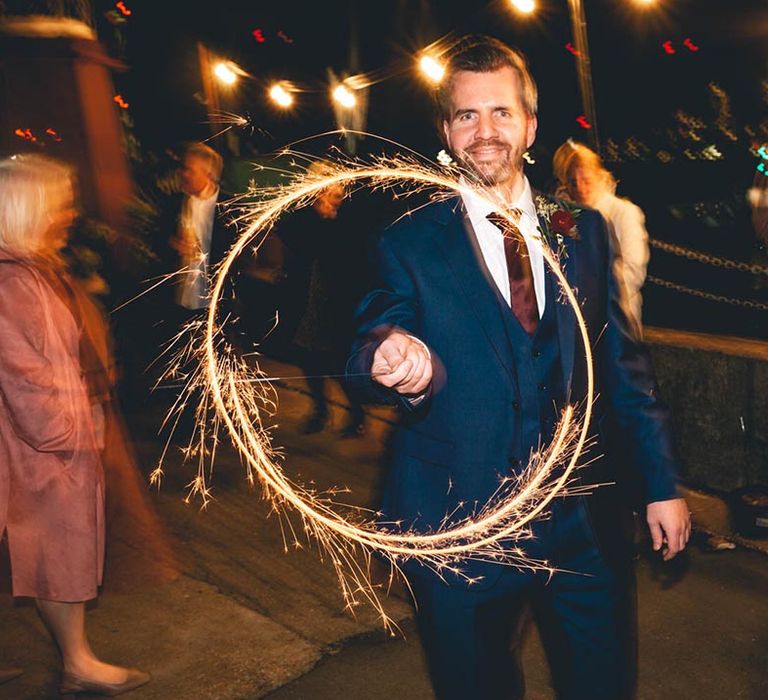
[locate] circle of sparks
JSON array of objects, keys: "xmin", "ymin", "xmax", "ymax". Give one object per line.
[{"xmin": 166, "ymin": 156, "xmax": 595, "ymax": 627}]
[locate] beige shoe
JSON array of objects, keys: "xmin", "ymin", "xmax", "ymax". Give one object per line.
[{"xmin": 59, "ymin": 668, "xmax": 151, "ymax": 697}]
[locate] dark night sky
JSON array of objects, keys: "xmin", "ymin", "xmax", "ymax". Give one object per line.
[
  {"xmin": 115, "ymin": 0, "xmax": 767, "ymax": 160},
  {"xmin": 100, "ymin": 0, "xmax": 768, "ymax": 337}
]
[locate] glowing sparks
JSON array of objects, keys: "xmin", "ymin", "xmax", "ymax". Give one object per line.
[
  {"xmin": 419, "ymin": 55, "xmax": 445, "ymax": 84},
  {"xmin": 269, "ymin": 82, "xmax": 295, "ymax": 108},
  {"xmin": 155, "ymin": 145, "xmax": 596, "ymax": 630},
  {"xmin": 332, "ymin": 84, "xmax": 357, "ymax": 109}
]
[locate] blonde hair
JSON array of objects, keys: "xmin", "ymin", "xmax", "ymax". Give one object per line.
[
  {"xmin": 184, "ymin": 142, "xmax": 224, "ymax": 182},
  {"xmin": 552, "ymin": 140, "xmax": 616, "ymax": 197},
  {"xmin": 0, "ymin": 154, "xmax": 74, "ymax": 257}
]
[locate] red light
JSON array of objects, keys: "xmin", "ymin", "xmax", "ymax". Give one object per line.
[
  {"xmin": 113, "ymin": 94, "xmax": 129, "ymax": 109},
  {"xmin": 14, "ymin": 128, "xmax": 37, "ymax": 143},
  {"xmin": 277, "ymin": 30, "xmax": 294, "ymax": 44},
  {"xmin": 662, "ymin": 41, "xmax": 676, "ymax": 55},
  {"xmin": 115, "ymin": 1, "xmax": 132, "ymax": 17},
  {"xmin": 252, "ymin": 28, "xmax": 265, "ymax": 43},
  {"xmin": 576, "ymin": 115, "xmax": 592, "ymax": 130},
  {"xmin": 683, "ymin": 38, "xmax": 699, "ymax": 52},
  {"xmin": 45, "ymin": 128, "xmax": 63, "ymax": 142},
  {"xmin": 565, "ymin": 42, "xmax": 580, "ymax": 57}
]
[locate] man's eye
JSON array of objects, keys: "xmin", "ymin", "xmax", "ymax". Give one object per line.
[
  {"xmin": 496, "ymin": 110, "xmax": 511, "ymax": 118},
  {"xmin": 458, "ymin": 113, "xmax": 474, "ymax": 122}
]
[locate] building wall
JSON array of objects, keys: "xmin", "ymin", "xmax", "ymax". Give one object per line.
[{"xmin": 0, "ymin": 30, "xmax": 132, "ymax": 231}]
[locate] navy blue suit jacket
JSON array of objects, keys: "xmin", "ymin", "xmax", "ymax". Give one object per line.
[{"xmin": 346, "ymin": 194, "xmax": 680, "ymax": 582}]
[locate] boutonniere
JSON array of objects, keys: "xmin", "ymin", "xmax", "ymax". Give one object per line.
[{"xmin": 534, "ymin": 195, "xmax": 581, "ymax": 258}]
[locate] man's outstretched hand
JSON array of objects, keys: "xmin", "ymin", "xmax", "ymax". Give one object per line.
[
  {"xmin": 371, "ymin": 331, "xmax": 432, "ymax": 396},
  {"xmin": 646, "ymin": 498, "xmax": 691, "ymax": 561}
]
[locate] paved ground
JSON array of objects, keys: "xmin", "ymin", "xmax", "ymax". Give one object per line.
[
  {"xmin": 1, "ymin": 357, "xmax": 767, "ymax": 699},
  {"xmin": 266, "ymin": 542, "xmax": 768, "ymax": 700}
]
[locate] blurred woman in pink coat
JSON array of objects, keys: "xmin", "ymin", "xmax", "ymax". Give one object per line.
[{"xmin": 0, "ymin": 155, "xmax": 149, "ymax": 697}]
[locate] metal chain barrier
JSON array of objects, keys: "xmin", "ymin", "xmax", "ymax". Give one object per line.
[
  {"xmin": 647, "ymin": 276, "xmax": 768, "ymax": 310},
  {"xmin": 650, "ymin": 238, "xmax": 768, "ymax": 275}
]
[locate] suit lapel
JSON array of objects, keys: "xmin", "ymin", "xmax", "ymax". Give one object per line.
[
  {"xmin": 431, "ymin": 194, "xmax": 582, "ymax": 401},
  {"xmin": 432, "ymin": 199, "xmax": 519, "ymax": 390},
  {"xmin": 535, "ymin": 193, "xmax": 579, "ymax": 403}
]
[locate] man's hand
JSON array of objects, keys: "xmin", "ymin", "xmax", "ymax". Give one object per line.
[
  {"xmin": 646, "ymin": 498, "xmax": 691, "ymax": 561},
  {"xmin": 371, "ymin": 331, "xmax": 432, "ymax": 396}
]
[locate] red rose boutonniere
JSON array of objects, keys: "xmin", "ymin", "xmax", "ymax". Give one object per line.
[{"xmin": 534, "ymin": 195, "xmax": 581, "ymax": 258}]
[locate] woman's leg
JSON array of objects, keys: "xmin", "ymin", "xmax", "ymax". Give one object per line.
[{"xmin": 36, "ymin": 599, "xmax": 129, "ymax": 683}]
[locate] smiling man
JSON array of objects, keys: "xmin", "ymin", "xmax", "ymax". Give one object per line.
[{"xmin": 347, "ymin": 35, "xmax": 689, "ymax": 700}]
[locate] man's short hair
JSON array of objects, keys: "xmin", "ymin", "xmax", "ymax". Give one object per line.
[
  {"xmin": 436, "ymin": 35, "xmax": 538, "ymax": 121},
  {"xmin": 183, "ymin": 142, "xmax": 224, "ymax": 182}
]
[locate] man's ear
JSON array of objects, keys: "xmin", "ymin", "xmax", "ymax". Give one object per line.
[
  {"xmin": 526, "ymin": 115, "xmax": 538, "ymax": 149},
  {"xmin": 442, "ymin": 120, "xmax": 451, "ymax": 148}
]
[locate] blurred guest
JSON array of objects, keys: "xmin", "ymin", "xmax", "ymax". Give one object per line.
[
  {"xmin": 553, "ymin": 139, "xmax": 649, "ymax": 337},
  {"xmin": 161, "ymin": 142, "xmax": 231, "ymax": 328},
  {"xmin": 156, "ymin": 143, "xmax": 234, "ymax": 437},
  {"xmin": 278, "ymin": 167, "xmax": 367, "ymax": 436},
  {"xmin": 0, "ymin": 155, "xmax": 150, "ymax": 696}
]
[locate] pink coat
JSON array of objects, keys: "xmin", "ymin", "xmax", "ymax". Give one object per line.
[{"xmin": 0, "ymin": 255, "xmax": 104, "ymax": 602}]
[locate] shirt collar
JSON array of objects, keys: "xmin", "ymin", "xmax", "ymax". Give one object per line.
[
  {"xmin": 461, "ymin": 176, "xmax": 538, "ymax": 227},
  {"xmin": 189, "ymin": 185, "xmax": 219, "ymax": 205}
]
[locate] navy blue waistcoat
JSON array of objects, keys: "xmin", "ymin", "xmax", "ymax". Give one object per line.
[{"xmin": 493, "ymin": 267, "xmax": 566, "ymax": 475}]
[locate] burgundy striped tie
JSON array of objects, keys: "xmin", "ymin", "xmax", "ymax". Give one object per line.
[{"xmin": 487, "ymin": 210, "xmax": 538, "ymax": 335}]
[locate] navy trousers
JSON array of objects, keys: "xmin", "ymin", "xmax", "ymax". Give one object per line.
[{"xmin": 409, "ymin": 498, "xmax": 636, "ymax": 700}]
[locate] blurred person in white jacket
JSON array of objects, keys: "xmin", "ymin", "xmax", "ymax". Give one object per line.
[{"xmin": 554, "ymin": 140, "xmax": 649, "ymax": 338}]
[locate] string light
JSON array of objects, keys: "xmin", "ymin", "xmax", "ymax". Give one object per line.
[
  {"xmin": 419, "ymin": 55, "xmax": 446, "ymax": 84},
  {"xmin": 213, "ymin": 62, "xmax": 239, "ymax": 86},
  {"xmin": 332, "ymin": 83, "xmax": 357, "ymax": 108},
  {"xmin": 509, "ymin": 0, "xmax": 536, "ymax": 14},
  {"xmin": 269, "ymin": 82, "xmax": 295, "ymax": 108}
]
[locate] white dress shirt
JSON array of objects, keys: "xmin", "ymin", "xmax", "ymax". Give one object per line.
[
  {"xmin": 176, "ymin": 187, "xmax": 219, "ymax": 310},
  {"xmin": 461, "ymin": 177, "xmax": 546, "ymax": 317}
]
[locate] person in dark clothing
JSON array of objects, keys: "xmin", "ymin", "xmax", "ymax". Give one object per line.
[{"xmin": 279, "ymin": 175, "xmax": 367, "ymax": 436}]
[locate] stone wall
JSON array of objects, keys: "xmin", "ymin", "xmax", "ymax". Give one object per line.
[{"xmin": 647, "ymin": 328, "xmax": 768, "ymax": 492}]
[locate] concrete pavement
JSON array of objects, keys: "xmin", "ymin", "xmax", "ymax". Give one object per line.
[{"xmin": 1, "ymin": 357, "xmax": 767, "ymax": 699}]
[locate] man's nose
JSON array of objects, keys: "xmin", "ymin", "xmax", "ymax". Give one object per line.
[{"xmin": 476, "ymin": 112, "xmax": 497, "ymax": 139}]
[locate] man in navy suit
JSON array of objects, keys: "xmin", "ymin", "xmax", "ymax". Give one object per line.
[{"xmin": 346, "ymin": 36, "xmax": 690, "ymax": 700}]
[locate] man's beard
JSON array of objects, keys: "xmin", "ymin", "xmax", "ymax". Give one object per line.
[{"xmin": 456, "ymin": 138, "xmax": 526, "ymax": 187}]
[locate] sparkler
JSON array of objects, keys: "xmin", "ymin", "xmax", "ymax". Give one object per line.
[{"xmin": 153, "ymin": 147, "xmax": 596, "ymax": 630}]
